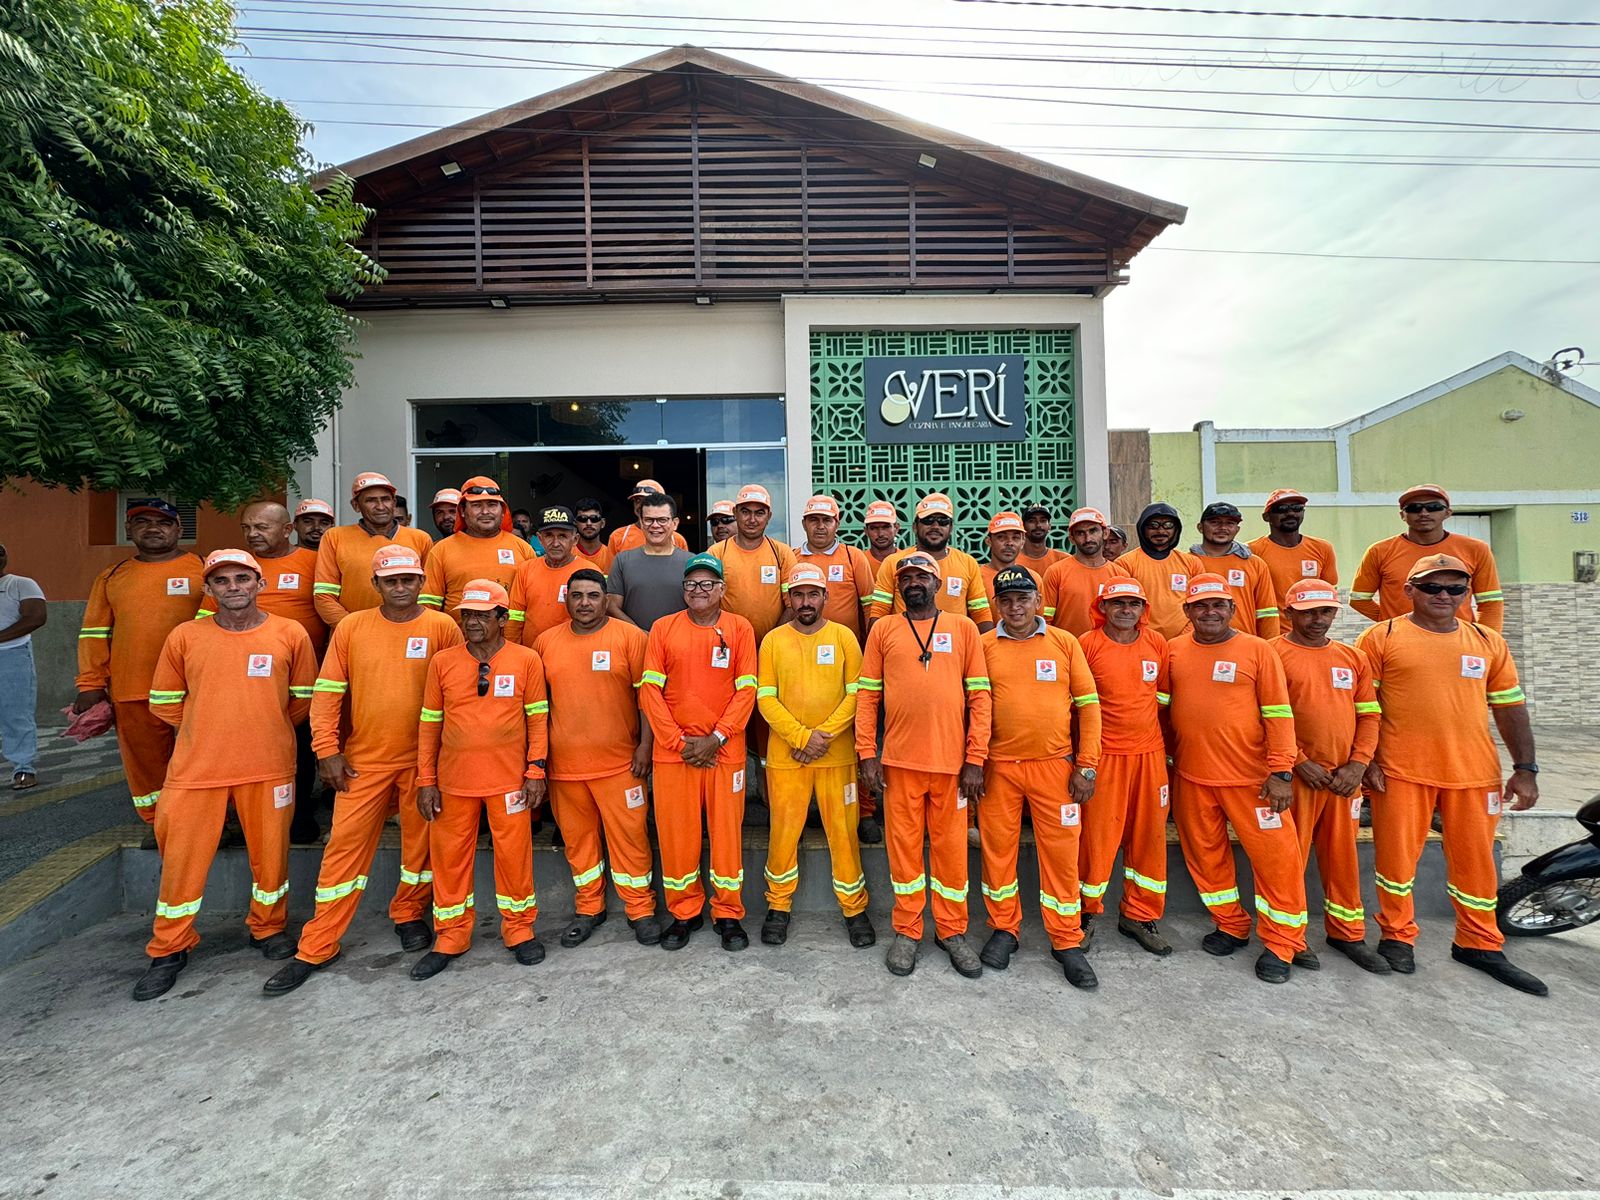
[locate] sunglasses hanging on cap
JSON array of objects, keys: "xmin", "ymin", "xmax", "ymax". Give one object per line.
[{"xmin": 463, "ymin": 485, "xmax": 502, "ymax": 497}]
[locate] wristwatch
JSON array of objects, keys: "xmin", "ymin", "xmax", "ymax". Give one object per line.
[
  {"xmin": 531, "ymin": 758, "xmax": 547, "ymax": 770},
  {"xmin": 712, "ymin": 730, "xmax": 729, "ymax": 746},
  {"xmin": 1513, "ymin": 762, "xmax": 1539, "ymax": 775},
  {"xmin": 1077, "ymin": 767, "xmax": 1097, "ymax": 782},
  {"xmin": 1270, "ymin": 771, "xmax": 1293, "ymax": 783}
]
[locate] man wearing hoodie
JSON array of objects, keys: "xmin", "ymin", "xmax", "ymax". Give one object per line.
[
  {"xmin": 1190, "ymin": 502, "xmax": 1280, "ymax": 640},
  {"xmin": 1117, "ymin": 504, "xmax": 1202, "ymax": 639}
]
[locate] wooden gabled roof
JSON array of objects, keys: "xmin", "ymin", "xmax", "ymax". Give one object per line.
[{"xmin": 323, "ymin": 46, "xmax": 1186, "ymax": 304}]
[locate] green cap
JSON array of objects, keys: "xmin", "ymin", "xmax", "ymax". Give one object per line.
[{"xmin": 684, "ymin": 552, "xmax": 724, "ymax": 579}]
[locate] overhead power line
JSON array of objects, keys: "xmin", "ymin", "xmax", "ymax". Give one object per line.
[
  {"xmin": 1148, "ymin": 247, "xmax": 1600, "ymax": 264},
  {"xmin": 951, "ymin": 0, "xmax": 1600, "ymax": 27}
]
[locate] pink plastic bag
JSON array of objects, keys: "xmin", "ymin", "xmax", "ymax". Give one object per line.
[{"xmin": 59, "ymin": 701, "xmax": 115, "ymax": 743}]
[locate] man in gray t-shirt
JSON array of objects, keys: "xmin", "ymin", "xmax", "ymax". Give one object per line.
[
  {"xmin": 605, "ymin": 493, "xmax": 691, "ymax": 632},
  {"xmin": 0, "ymin": 543, "xmax": 47, "ymax": 787}
]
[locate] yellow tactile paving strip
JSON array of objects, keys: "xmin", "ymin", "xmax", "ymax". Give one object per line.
[
  {"xmin": 0, "ymin": 823, "xmax": 147, "ymax": 929},
  {"xmin": 0, "ymin": 770, "xmax": 127, "ymax": 819}
]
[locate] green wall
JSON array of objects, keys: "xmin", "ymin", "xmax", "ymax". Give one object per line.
[
  {"xmin": 1149, "ymin": 431, "xmax": 1202, "ymax": 523},
  {"xmin": 1216, "ymin": 440, "xmax": 1337, "ymax": 493}
]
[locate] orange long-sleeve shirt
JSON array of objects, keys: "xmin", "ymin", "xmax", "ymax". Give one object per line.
[
  {"xmin": 640, "ymin": 609, "xmax": 758, "ymax": 765},
  {"xmin": 417, "ymin": 641, "xmax": 548, "ymax": 796},
  {"xmin": 607, "ymin": 524, "xmax": 688, "ymax": 555},
  {"xmin": 1271, "ymin": 637, "xmax": 1380, "ymax": 770},
  {"xmin": 1078, "ymin": 627, "xmax": 1169, "ymax": 756},
  {"xmin": 508, "ymin": 556, "xmax": 590, "ymax": 645},
  {"xmin": 534, "ymin": 618, "xmax": 649, "ymax": 781},
  {"xmin": 1355, "ymin": 617, "xmax": 1524, "ymax": 789},
  {"xmin": 421, "ymin": 531, "xmax": 536, "ymax": 617},
  {"xmin": 794, "ymin": 541, "xmax": 876, "ymax": 642},
  {"xmin": 1190, "ymin": 551, "xmax": 1281, "ymax": 639},
  {"xmin": 757, "ymin": 620, "xmax": 861, "ymax": 770},
  {"xmin": 1042, "ymin": 556, "xmax": 1133, "ymax": 637},
  {"xmin": 1164, "ymin": 631, "xmax": 1297, "ymax": 785},
  {"xmin": 310, "ymin": 606, "xmax": 464, "ymax": 768},
  {"xmin": 867, "ymin": 546, "xmax": 991, "ymax": 624},
  {"xmin": 855, "ymin": 612, "xmax": 992, "ymax": 774},
  {"xmin": 1116, "ymin": 548, "xmax": 1203, "ymax": 640},
  {"xmin": 1350, "ymin": 532, "xmax": 1503, "ymax": 631},
  {"xmin": 255, "ymin": 547, "xmax": 328, "ymax": 657},
  {"xmin": 1247, "ymin": 535, "xmax": 1339, "ymax": 612},
  {"xmin": 710, "ymin": 536, "xmax": 798, "ymax": 646},
  {"xmin": 314, "ymin": 523, "xmax": 434, "ymax": 627},
  {"xmin": 980, "ymin": 621, "xmax": 1102, "ymax": 767},
  {"xmin": 76, "ymin": 555, "xmax": 208, "ymax": 702},
  {"xmin": 147, "ymin": 614, "xmax": 316, "ymax": 789}
]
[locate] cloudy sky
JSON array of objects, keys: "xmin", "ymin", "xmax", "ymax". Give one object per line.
[{"xmin": 229, "ymin": 0, "xmax": 1600, "ymax": 432}]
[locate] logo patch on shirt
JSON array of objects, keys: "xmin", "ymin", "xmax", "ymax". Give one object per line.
[
  {"xmin": 817, "ymin": 643, "xmax": 836, "ymax": 666},
  {"xmin": 1211, "ymin": 660, "xmax": 1237, "ymax": 684},
  {"xmin": 247, "ymin": 654, "xmax": 273, "ymax": 678},
  {"xmin": 1142, "ymin": 660, "xmax": 1160, "ymax": 683},
  {"xmin": 591, "ymin": 650, "xmax": 611, "ymax": 672},
  {"xmin": 167, "ymin": 578, "xmax": 190, "ymax": 596},
  {"xmin": 761, "ymin": 565, "xmax": 778, "ymax": 585},
  {"xmin": 405, "ymin": 637, "xmax": 429, "ymax": 659},
  {"xmin": 1170, "ymin": 574, "xmax": 1188, "ymax": 593},
  {"xmin": 1301, "ymin": 559, "xmax": 1319, "ymax": 577},
  {"xmin": 557, "ymin": 584, "xmax": 568, "ymax": 603},
  {"xmin": 1461, "ymin": 655, "xmax": 1486, "ymax": 679},
  {"xmin": 1331, "ymin": 667, "xmax": 1354, "ymax": 690},
  {"xmin": 931, "ymin": 632, "xmax": 953, "ymax": 654},
  {"xmin": 1059, "ymin": 803, "xmax": 1080, "ymax": 827},
  {"xmin": 1256, "ymin": 806, "xmax": 1284, "ymax": 830},
  {"xmin": 497, "ymin": 548, "xmax": 516, "ymax": 565},
  {"xmin": 273, "ymin": 784, "xmax": 293, "ymax": 809},
  {"xmin": 1487, "ymin": 791, "xmax": 1502, "ymax": 816},
  {"xmin": 711, "ymin": 646, "xmax": 730, "ymax": 669},
  {"xmin": 843, "ymin": 782, "xmax": 858, "ymax": 807},
  {"xmin": 1159, "ymin": 784, "xmax": 1170, "ymax": 808},
  {"xmin": 828, "ymin": 564, "xmax": 846, "ymax": 582},
  {"xmin": 1228, "ymin": 569, "xmax": 1246, "ymax": 588},
  {"xmin": 493, "ymin": 674, "xmax": 515, "ymax": 697},
  {"xmin": 946, "ymin": 577, "xmax": 963, "ymax": 597},
  {"xmin": 1035, "ymin": 659, "xmax": 1057, "ymax": 682},
  {"xmin": 732, "ymin": 769, "xmax": 745, "ymax": 793},
  {"xmin": 625, "ymin": 785, "xmax": 645, "ymax": 809},
  {"xmin": 505, "ymin": 789, "xmax": 528, "ymax": 815},
  {"xmin": 277, "ymin": 573, "xmax": 300, "ymax": 590},
  {"xmin": 1350, "ymin": 796, "xmax": 1363, "ymax": 821}
]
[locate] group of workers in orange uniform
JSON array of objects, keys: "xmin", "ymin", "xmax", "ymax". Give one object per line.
[{"xmin": 81, "ymin": 474, "xmax": 1546, "ymax": 1002}]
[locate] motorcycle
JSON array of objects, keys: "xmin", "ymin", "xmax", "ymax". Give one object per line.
[{"xmin": 1498, "ymin": 795, "xmax": 1600, "ymax": 936}]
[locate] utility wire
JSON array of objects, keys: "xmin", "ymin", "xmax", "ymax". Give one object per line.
[{"xmin": 950, "ymin": 0, "xmax": 1600, "ymax": 27}]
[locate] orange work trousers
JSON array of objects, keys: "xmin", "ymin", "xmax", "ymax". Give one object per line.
[
  {"xmin": 295, "ymin": 766, "xmax": 432, "ymax": 966},
  {"xmin": 654, "ymin": 760, "xmax": 746, "ymax": 921},
  {"xmin": 429, "ymin": 787, "xmax": 537, "ymax": 956},
  {"xmin": 980, "ymin": 759, "xmax": 1083, "ymax": 950},
  {"xmin": 146, "ymin": 777, "xmax": 292, "ymax": 958},
  {"xmin": 764, "ymin": 763, "xmax": 868, "ymax": 917},
  {"xmin": 1172, "ymin": 778, "xmax": 1309, "ymax": 962},
  {"xmin": 1372, "ymin": 776, "xmax": 1503, "ymax": 952},
  {"xmin": 118, "ymin": 699, "xmax": 176, "ymax": 825},
  {"xmin": 1079, "ymin": 749, "xmax": 1170, "ymax": 923},
  {"xmin": 550, "ymin": 771, "xmax": 656, "ymax": 921},
  {"xmin": 1291, "ymin": 778, "xmax": 1367, "ymax": 942},
  {"xmin": 884, "ymin": 767, "xmax": 968, "ymax": 940}
]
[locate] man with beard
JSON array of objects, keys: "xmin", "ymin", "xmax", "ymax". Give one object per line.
[
  {"xmin": 429, "ymin": 489, "xmax": 461, "ymax": 540},
  {"xmin": 861, "ymin": 500, "xmax": 901, "ymax": 567},
  {"xmin": 1191, "ymin": 502, "xmax": 1280, "ymax": 640},
  {"xmin": 293, "ymin": 499, "xmax": 336, "ymax": 552},
  {"xmin": 1042, "ymin": 507, "xmax": 1132, "ymax": 638},
  {"xmin": 867, "ymin": 494, "xmax": 992, "ymax": 633},
  {"xmin": 1352, "ymin": 486, "xmax": 1503, "ymax": 631},
  {"xmin": 421, "ymin": 477, "xmax": 536, "ymax": 619},
  {"xmin": 1117, "ymin": 503, "xmax": 1202, "ymax": 639},
  {"xmin": 1020, "ymin": 504, "xmax": 1067, "ymax": 572},
  {"xmin": 1247, "ymin": 488, "xmax": 1338, "ymax": 613},
  {"xmin": 314, "ymin": 472, "xmax": 434, "ymax": 628}
]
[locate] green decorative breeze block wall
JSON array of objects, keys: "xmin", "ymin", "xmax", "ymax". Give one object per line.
[{"xmin": 810, "ymin": 328, "xmax": 1078, "ymax": 557}]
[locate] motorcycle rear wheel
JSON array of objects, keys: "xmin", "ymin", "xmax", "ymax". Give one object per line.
[{"xmin": 1497, "ymin": 873, "xmax": 1600, "ymax": 936}]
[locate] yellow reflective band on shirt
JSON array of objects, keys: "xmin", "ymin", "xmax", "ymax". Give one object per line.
[
  {"xmin": 1254, "ymin": 895, "xmax": 1308, "ymax": 928},
  {"xmin": 929, "ymin": 877, "xmax": 969, "ymax": 902},
  {"xmin": 252, "ymin": 880, "xmax": 290, "ymax": 905},
  {"xmin": 1072, "ymin": 692, "xmax": 1099, "ymax": 708},
  {"xmin": 833, "ymin": 875, "xmax": 867, "ymax": 896},
  {"xmin": 1042, "ymin": 606, "xmax": 1058, "ymax": 618},
  {"xmin": 869, "ymin": 590, "xmax": 892, "ymax": 605},
  {"xmin": 663, "ymin": 869, "xmax": 699, "ymax": 892},
  {"xmin": 1447, "ymin": 883, "xmax": 1498, "ymax": 912},
  {"xmin": 313, "ymin": 679, "xmax": 349, "ymax": 694},
  {"xmin": 964, "ymin": 676, "xmax": 991, "ymax": 691},
  {"xmin": 148, "ymin": 690, "xmax": 186, "ymax": 704},
  {"xmin": 132, "ymin": 790, "xmax": 160, "ymax": 809},
  {"xmin": 1156, "ymin": 691, "xmax": 1171, "ymax": 706},
  {"xmin": 1488, "ymin": 686, "xmax": 1526, "ymax": 706},
  {"xmin": 1348, "ymin": 590, "xmax": 1375, "ymax": 601},
  {"xmin": 496, "ymin": 892, "xmax": 537, "ymax": 913},
  {"xmin": 1324, "ymin": 899, "xmax": 1365, "ymax": 922},
  {"xmin": 156, "ymin": 896, "xmax": 202, "ymax": 920},
  {"xmin": 1039, "ymin": 890, "xmax": 1081, "ymax": 916},
  {"xmin": 641, "ymin": 670, "xmax": 667, "ymax": 688},
  {"xmin": 1354, "ymin": 701, "xmax": 1382, "ymax": 714},
  {"xmin": 290, "ymin": 686, "xmax": 315, "ymax": 698},
  {"xmin": 315, "ymin": 874, "xmax": 369, "ymax": 904},
  {"xmin": 857, "ymin": 595, "xmax": 873, "ymax": 607},
  {"xmin": 982, "ymin": 880, "xmax": 1019, "ymax": 902},
  {"xmin": 611, "ymin": 868, "xmax": 653, "ymax": 889},
  {"xmin": 1375, "ymin": 872, "xmax": 1413, "ymax": 896},
  {"xmin": 891, "ymin": 874, "xmax": 926, "ymax": 896},
  {"xmin": 313, "ymin": 582, "xmax": 342, "ymax": 595},
  {"xmin": 524, "ymin": 700, "xmax": 549, "ymax": 715},
  {"xmin": 419, "ymin": 707, "xmax": 443, "ymax": 723},
  {"xmin": 507, "ymin": 608, "xmax": 526, "ymax": 622},
  {"xmin": 857, "ymin": 676, "xmax": 883, "ymax": 692},
  {"xmin": 1080, "ymin": 879, "xmax": 1110, "ymax": 899},
  {"xmin": 735, "ymin": 674, "xmax": 758, "ymax": 690},
  {"xmin": 764, "ymin": 865, "xmax": 800, "ymax": 885},
  {"xmin": 571, "ymin": 863, "xmax": 604, "ymax": 888},
  {"xmin": 756, "ymin": 686, "xmax": 778, "ymax": 699},
  {"xmin": 1199, "ymin": 886, "xmax": 1241, "ymax": 908},
  {"xmin": 844, "ymin": 682, "xmax": 859, "ymax": 694},
  {"xmin": 1255, "ymin": 607, "xmax": 1279, "ymax": 619},
  {"xmin": 1474, "ymin": 590, "xmax": 1504, "ymax": 603},
  {"xmin": 398, "ymin": 865, "xmax": 433, "ymax": 886},
  {"xmin": 194, "ymin": 608, "xmax": 214, "ymax": 620},
  {"xmin": 78, "ymin": 626, "xmax": 110, "ymax": 639},
  {"xmin": 1124, "ymin": 866, "xmax": 1168, "ymax": 895},
  {"xmin": 1259, "ymin": 704, "xmax": 1293, "ymax": 718},
  {"xmin": 419, "ymin": 594, "xmax": 443, "ymax": 607},
  {"xmin": 433, "ymin": 892, "xmax": 475, "ymax": 920},
  {"xmin": 968, "ymin": 596, "xmax": 990, "ymax": 612},
  {"xmin": 709, "ymin": 869, "xmax": 745, "ymax": 892}
]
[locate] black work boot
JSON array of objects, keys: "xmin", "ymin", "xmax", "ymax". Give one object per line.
[
  {"xmin": 628, "ymin": 915, "xmax": 661, "ymax": 946},
  {"xmin": 845, "ymin": 912, "xmax": 876, "ymax": 948},
  {"xmin": 1327, "ymin": 937, "xmax": 1392, "ymax": 974},
  {"xmin": 760, "ymin": 908, "xmax": 791, "ymax": 946},
  {"xmin": 1376, "ymin": 938, "xmax": 1416, "ymax": 974},
  {"xmin": 513, "ymin": 937, "xmax": 546, "ymax": 965},
  {"xmin": 263, "ymin": 954, "xmax": 339, "ymax": 996},
  {"xmin": 1051, "ymin": 946, "xmax": 1099, "ymax": 990},
  {"xmin": 660, "ymin": 914, "xmax": 703, "ymax": 951},
  {"xmin": 394, "ymin": 921, "xmax": 432, "ymax": 952},
  {"xmin": 409, "ymin": 950, "xmax": 459, "ymax": 980},
  {"xmin": 250, "ymin": 933, "xmax": 296, "ymax": 960},
  {"xmin": 1255, "ymin": 950, "xmax": 1291, "ymax": 984},
  {"xmin": 132, "ymin": 951, "xmax": 188, "ymax": 1001},
  {"xmin": 1291, "ymin": 948, "xmax": 1321, "ymax": 970},
  {"xmin": 886, "ymin": 933, "xmax": 919, "ymax": 976},
  {"xmin": 714, "ymin": 918, "xmax": 749, "ymax": 952},
  {"xmin": 1451, "ymin": 945, "xmax": 1548, "ymax": 996},
  {"xmin": 979, "ymin": 930, "xmax": 1018, "ymax": 970},
  {"xmin": 1202, "ymin": 929, "xmax": 1250, "ymax": 957},
  {"xmin": 856, "ymin": 816, "xmax": 883, "ymax": 845},
  {"xmin": 935, "ymin": 933, "xmax": 983, "ymax": 979},
  {"xmin": 560, "ymin": 911, "xmax": 606, "ymax": 948}
]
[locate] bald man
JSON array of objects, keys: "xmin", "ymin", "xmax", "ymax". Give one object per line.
[{"xmin": 242, "ymin": 500, "xmax": 328, "ymax": 843}]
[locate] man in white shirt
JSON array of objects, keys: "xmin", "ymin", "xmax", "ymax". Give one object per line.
[{"xmin": 0, "ymin": 543, "xmax": 47, "ymax": 789}]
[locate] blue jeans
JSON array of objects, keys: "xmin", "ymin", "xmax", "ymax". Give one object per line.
[{"xmin": 0, "ymin": 646, "xmax": 38, "ymax": 776}]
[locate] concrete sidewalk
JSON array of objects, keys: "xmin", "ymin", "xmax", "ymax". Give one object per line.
[{"xmin": 1, "ymin": 906, "xmax": 1596, "ymax": 1198}]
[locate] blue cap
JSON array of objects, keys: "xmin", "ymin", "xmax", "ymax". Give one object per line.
[
  {"xmin": 126, "ymin": 498, "xmax": 180, "ymax": 521},
  {"xmin": 684, "ymin": 552, "xmax": 724, "ymax": 579}
]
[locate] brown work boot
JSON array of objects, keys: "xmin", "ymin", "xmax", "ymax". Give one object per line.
[
  {"xmin": 935, "ymin": 933, "xmax": 983, "ymax": 979},
  {"xmin": 886, "ymin": 933, "xmax": 919, "ymax": 976},
  {"xmin": 1117, "ymin": 915, "xmax": 1173, "ymax": 957}
]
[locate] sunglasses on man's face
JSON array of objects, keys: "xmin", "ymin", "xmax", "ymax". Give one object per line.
[
  {"xmin": 1412, "ymin": 581, "xmax": 1469, "ymax": 596},
  {"xmin": 477, "ymin": 660, "xmax": 492, "ymax": 696},
  {"xmin": 1270, "ymin": 504, "xmax": 1305, "ymax": 515},
  {"xmin": 708, "ymin": 516, "xmax": 735, "ymax": 526},
  {"xmin": 463, "ymin": 485, "xmax": 502, "ymax": 497},
  {"xmin": 1403, "ymin": 502, "xmax": 1447, "ymax": 514},
  {"xmin": 919, "ymin": 515, "xmax": 953, "ymax": 527},
  {"xmin": 575, "ymin": 514, "xmax": 602, "ymax": 523}
]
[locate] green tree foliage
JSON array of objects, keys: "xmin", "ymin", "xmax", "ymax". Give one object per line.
[{"xmin": 0, "ymin": 0, "xmax": 381, "ymax": 507}]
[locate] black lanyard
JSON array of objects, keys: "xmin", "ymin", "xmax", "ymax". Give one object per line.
[{"xmin": 905, "ymin": 612, "xmax": 941, "ymax": 671}]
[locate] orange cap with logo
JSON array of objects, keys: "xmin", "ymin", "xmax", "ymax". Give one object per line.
[
  {"xmin": 350, "ymin": 472, "xmax": 396, "ymax": 501},
  {"xmin": 202, "ymin": 548, "xmax": 262, "ymax": 579},
  {"xmin": 709, "ymin": 500, "xmax": 736, "ymax": 519},
  {"xmin": 1261, "ymin": 488, "xmax": 1309, "ymax": 516},
  {"xmin": 1284, "ymin": 579, "xmax": 1341, "ymax": 610},
  {"xmin": 1092, "ymin": 577, "xmax": 1150, "ymax": 628},
  {"xmin": 736, "ymin": 484, "xmax": 773, "ymax": 509},
  {"xmin": 1398, "ymin": 484, "xmax": 1450, "ymax": 507},
  {"xmin": 372, "ymin": 544, "xmax": 425, "ymax": 578},
  {"xmin": 1186, "ymin": 573, "xmax": 1230, "ymax": 599},
  {"xmin": 863, "ymin": 500, "xmax": 898, "ymax": 526},
  {"xmin": 986, "ymin": 511, "xmax": 1024, "ymax": 534},
  {"xmin": 786, "ymin": 563, "xmax": 828, "ymax": 590},
  {"xmin": 1407, "ymin": 553, "xmax": 1471, "ymax": 581},
  {"xmin": 1067, "ymin": 506, "xmax": 1109, "ymax": 530},
  {"xmin": 430, "ymin": 488, "xmax": 462, "ymax": 508},
  {"xmin": 915, "ymin": 493, "xmax": 954, "ymax": 520},
  {"xmin": 802, "ymin": 494, "xmax": 840, "ymax": 519},
  {"xmin": 294, "ymin": 498, "xmax": 335, "ymax": 519},
  {"xmin": 455, "ymin": 579, "xmax": 511, "ymax": 612}
]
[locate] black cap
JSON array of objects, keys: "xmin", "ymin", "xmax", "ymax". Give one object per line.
[
  {"xmin": 538, "ymin": 504, "xmax": 577, "ymax": 532},
  {"xmin": 1201, "ymin": 502, "xmax": 1243, "ymax": 522},
  {"xmin": 992, "ymin": 565, "xmax": 1039, "ymax": 595},
  {"xmin": 1021, "ymin": 503, "xmax": 1050, "ymax": 518}
]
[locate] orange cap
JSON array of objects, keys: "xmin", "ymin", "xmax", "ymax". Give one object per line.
[
  {"xmin": 430, "ymin": 488, "xmax": 462, "ymax": 508},
  {"xmin": 802, "ymin": 494, "xmax": 840, "ymax": 519},
  {"xmin": 294, "ymin": 498, "xmax": 335, "ymax": 519},
  {"xmin": 1261, "ymin": 488, "xmax": 1309, "ymax": 516},
  {"xmin": 786, "ymin": 563, "xmax": 828, "ymax": 590},
  {"xmin": 202, "ymin": 548, "xmax": 262, "ymax": 579},
  {"xmin": 915, "ymin": 493, "xmax": 954, "ymax": 520},
  {"xmin": 1284, "ymin": 579, "xmax": 1341, "ymax": 610},
  {"xmin": 1097, "ymin": 578, "xmax": 1149, "ymax": 607},
  {"xmin": 1399, "ymin": 483, "xmax": 1451, "ymax": 507},
  {"xmin": 1186, "ymin": 573, "xmax": 1230, "ymax": 599},
  {"xmin": 895, "ymin": 551, "xmax": 942, "ymax": 577},
  {"xmin": 630, "ymin": 478, "xmax": 666, "ymax": 499},
  {"xmin": 986, "ymin": 511, "xmax": 1024, "ymax": 534},
  {"xmin": 1407, "ymin": 553, "xmax": 1471, "ymax": 581},
  {"xmin": 863, "ymin": 500, "xmax": 898, "ymax": 526},
  {"xmin": 459, "ymin": 476, "xmax": 504, "ymax": 504},
  {"xmin": 371, "ymin": 544, "xmax": 424, "ymax": 578},
  {"xmin": 455, "ymin": 579, "xmax": 511, "ymax": 612},
  {"xmin": 709, "ymin": 499, "xmax": 736, "ymax": 519},
  {"xmin": 736, "ymin": 484, "xmax": 773, "ymax": 509},
  {"xmin": 1067, "ymin": 506, "xmax": 1109, "ymax": 529},
  {"xmin": 350, "ymin": 472, "xmax": 396, "ymax": 500}
]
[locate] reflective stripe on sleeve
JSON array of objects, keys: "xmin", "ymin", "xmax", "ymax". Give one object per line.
[
  {"xmin": 524, "ymin": 700, "xmax": 549, "ymax": 715},
  {"xmin": 78, "ymin": 627, "xmax": 110, "ymax": 639},
  {"xmin": 734, "ymin": 674, "xmax": 757, "ymax": 690},
  {"xmin": 857, "ymin": 676, "xmax": 883, "ymax": 692},
  {"xmin": 313, "ymin": 583, "xmax": 342, "ymax": 596},
  {"xmin": 313, "ymin": 679, "xmax": 349, "ymax": 694},
  {"xmin": 756, "ymin": 686, "xmax": 778, "ymax": 698},
  {"xmin": 1354, "ymin": 701, "xmax": 1382, "ymax": 714},
  {"xmin": 419, "ymin": 707, "xmax": 443, "ymax": 723},
  {"xmin": 963, "ymin": 676, "xmax": 991, "ymax": 692},
  {"xmin": 1488, "ymin": 686, "xmax": 1526, "ymax": 706},
  {"xmin": 1072, "ymin": 692, "xmax": 1099, "ymax": 708},
  {"xmin": 641, "ymin": 670, "xmax": 667, "ymax": 688},
  {"xmin": 148, "ymin": 690, "xmax": 186, "ymax": 704},
  {"xmin": 289, "ymin": 686, "xmax": 315, "ymax": 698},
  {"xmin": 1259, "ymin": 704, "xmax": 1293, "ymax": 718}
]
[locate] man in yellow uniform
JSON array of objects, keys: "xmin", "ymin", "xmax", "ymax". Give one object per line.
[
  {"xmin": 1247, "ymin": 488, "xmax": 1338, "ymax": 612},
  {"xmin": 421, "ymin": 475, "xmax": 536, "ymax": 617},
  {"xmin": 867, "ymin": 494, "xmax": 993, "ymax": 633},
  {"xmin": 1190, "ymin": 501, "xmax": 1280, "ymax": 639},
  {"xmin": 756, "ymin": 564, "xmax": 874, "ymax": 949}
]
